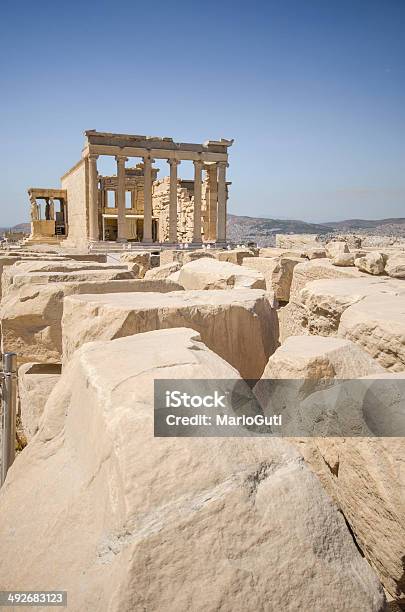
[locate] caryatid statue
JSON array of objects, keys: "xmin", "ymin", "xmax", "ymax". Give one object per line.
[{"xmin": 30, "ymin": 198, "xmax": 39, "ymax": 221}]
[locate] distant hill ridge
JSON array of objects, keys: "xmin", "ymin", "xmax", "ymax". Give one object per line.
[
  {"xmin": 0, "ymin": 223, "xmax": 30, "ymax": 235},
  {"xmin": 227, "ymin": 214, "xmax": 405, "ymax": 246}
]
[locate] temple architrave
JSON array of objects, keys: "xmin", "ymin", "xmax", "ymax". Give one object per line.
[{"xmin": 26, "ymin": 130, "xmax": 233, "ymax": 248}]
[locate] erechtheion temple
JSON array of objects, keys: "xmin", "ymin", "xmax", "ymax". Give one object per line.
[{"xmin": 26, "ymin": 130, "xmax": 233, "ymax": 248}]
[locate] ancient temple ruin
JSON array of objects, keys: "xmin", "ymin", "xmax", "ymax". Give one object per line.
[
  {"xmin": 27, "ymin": 188, "xmax": 68, "ymax": 245},
  {"xmin": 27, "ymin": 130, "xmax": 233, "ymax": 248}
]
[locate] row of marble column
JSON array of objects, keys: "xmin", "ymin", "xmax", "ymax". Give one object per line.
[{"xmin": 88, "ymin": 154, "xmax": 227, "ymax": 243}]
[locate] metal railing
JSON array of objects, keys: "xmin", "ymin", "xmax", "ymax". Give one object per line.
[{"xmin": 1, "ymin": 352, "xmax": 17, "ymax": 487}]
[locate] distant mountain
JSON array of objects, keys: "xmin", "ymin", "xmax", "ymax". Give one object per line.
[
  {"xmin": 227, "ymin": 214, "xmax": 332, "ymax": 246},
  {"xmin": 0, "ymin": 223, "xmax": 30, "ymax": 236},
  {"xmin": 324, "ymin": 218, "xmax": 405, "ymax": 230},
  {"xmin": 227, "ymin": 214, "xmax": 405, "ymax": 246}
]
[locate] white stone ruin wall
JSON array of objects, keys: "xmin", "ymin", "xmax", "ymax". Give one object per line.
[{"xmin": 152, "ymin": 178, "xmax": 207, "ymax": 243}]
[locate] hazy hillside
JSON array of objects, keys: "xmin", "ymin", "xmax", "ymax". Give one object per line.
[
  {"xmin": 325, "ymin": 218, "xmax": 405, "ymax": 230},
  {"xmin": 0, "ymin": 223, "xmax": 30, "ymax": 236},
  {"xmin": 227, "ymin": 214, "xmax": 405, "ymax": 246}
]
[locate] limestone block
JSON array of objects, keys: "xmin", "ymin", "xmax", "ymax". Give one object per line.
[
  {"xmin": 178, "ymin": 257, "xmax": 266, "ymax": 290},
  {"xmin": 338, "ymin": 294, "xmax": 405, "ymax": 371},
  {"xmin": 256, "ymin": 335, "xmax": 404, "ymax": 598},
  {"xmin": 18, "ymin": 363, "xmax": 61, "ymax": 441},
  {"xmin": 260, "ymin": 335, "xmax": 384, "ymax": 393},
  {"xmin": 0, "ymin": 328, "xmax": 385, "ymax": 611},
  {"xmin": 11, "ymin": 269, "xmax": 136, "ymax": 290},
  {"xmin": 276, "ymin": 234, "xmax": 321, "ymax": 249},
  {"xmin": 331, "ymin": 234, "xmax": 362, "ymax": 249},
  {"xmin": 325, "ymin": 241, "xmax": 349, "ymax": 259},
  {"xmin": 304, "ymin": 247, "xmax": 327, "ymax": 259},
  {"xmin": 298, "ymin": 277, "xmax": 404, "ymax": 336},
  {"xmin": 0, "ymin": 278, "xmax": 182, "ymax": 364},
  {"xmin": 332, "ymin": 253, "xmax": 355, "ymax": 267},
  {"xmin": 167, "ymin": 270, "xmax": 181, "ymax": 283},
  {"xmin": 242, "ymin": 255, "xmax": 301, "ymax": 301},
  {"xmin": 61, "ymin": 290, "xmax": 278, "ymax": 378},
  {"xmin": 294, "ymin": 377, "xmax": 405, "ymax": 599},
  {"xmin": 2, "ymin": 260, "xmax": 128, "ymax": 297},
  {"xmin": 120, "ymin": 251, "xmax": 151, "ymax": 277},
  {"xmin": 289, "ymin": 259, "xmax": 370, "ymax": 299},
  {"xmin": 160, "ymin": 249, "xmax": 216, "ymax": 266},
  {"xmin": 60, "ymin": 253, "xmax": 107, "ymax": 262},
  {"xmin": 255, "ymin": 335, "xmax": 384, "ymax": 436},
  {"xmin": 214, "ymin": 249, "xmax": 255, "ymax": 265},
  {"xmin": 279, "ymin": 277, "xmax": 405, "ymax": 341},
  {"xmin": 277, "ymin": 301, "xmax": 309, "ymax": 342},
  {"xmin": 385, "ymin": 253, "xmax": 405, "ymax": 278},
  {"xmin": 259, "ymin": 247, "xmax": 304, "ymax": 258},
  {"xmin": 355, "ymin": 252, "xmax": 385, "ymax": 275},
  {"xmin": 144, "ymin": 261, "xmax": 182, "ymax": 280}
]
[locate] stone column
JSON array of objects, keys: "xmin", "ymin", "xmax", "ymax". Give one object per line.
[
  {"xmin": 168, "ymin": 158, "xmax": 180, "ymax": 243},
  {"xmin": 143, "ymin": 155, "xmax": 154, "ymax": 243},
  {"xmin": 49, "ymin": 198, "xmax": 55, "ymax": 220},
  {"xmin": 193, "ymin": 160, "xmax": 203, "ymax": 243},
  {"xmin": 88, "ymin": 154, "xmax": 99, "ymax": 241},
  {"xmin": 216, "ymin": 161, "xmax": 227, "ymax": 243},
  {"xmin": 115, "ymin": 155, "xmax": 128, "ymax": 242},
  {"xmin": 206, "ymin": 164, "xmax": 218, "ymax": 241}
]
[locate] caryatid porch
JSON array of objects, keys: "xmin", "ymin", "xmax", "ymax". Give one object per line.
[
  {"xmin": 27, "ymin": 188, "xmax": 68, "ymax": 243},
  {"xmin": 83, "ymin": 131, "xmax": 233, "ymax": 244}
]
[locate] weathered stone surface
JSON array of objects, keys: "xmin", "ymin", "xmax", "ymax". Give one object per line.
[
  {"xmin": 2, "ymin": 260, "xmax": 128, "ymax": 297},
  {"xmin": 277, "ymin": 301, "xmax": 309, "ymax": 342},
  {"xmin": 279, "ymin": 277, "xmax": 405, "ymax": 341},
  {"xmin": 166, "ymin": 270, "xmax": 181, "ymax": 283},
  {"xmin": 325, "ymin": 241, "xmax": 349, "ymax": 259},
  {"xmin": 0, "ymin": 256, "xmax": 75, "ymax": 297},
  {"xmin": 178, "ymin": 257, "xmax": 266, "ymax": 290},
  {"xmin": 338, "ymin": 294, "xmax": 405, "ymax": 371},
  {"xmin": 295, "ymin": 390, "xmax": 405, "ymax": 599},
  {"xmin": 355, "ymin": 252, "xmax": 386, "ymax": 275},
  {"xmin": 0, "ymin": 328, "xmax": 385, "ymax": 612},
  {"xmin": 262, "ymin": 335, "xmax": 384, "ymax": 384},
  {"xmin": 160, "ymin": 249, "xmax": 216, "ymax": 266},
  {"xmin": 120, "ymin": 251, "xmax": 151, "ymax": 277},
  {"xmin": 256, "ymin": 335, "xmax": 404, "ymax": 599},
  {"xmin": 276, "ymin": 234, "xmax": 321, "ymax": 249},
  {"xmin": 385, "ymin": 253, "xmax": 405, "ymax": 279},
  {"xmin": 289, "ymin": 259, "xmax": 370, "ymax": 299},
  {"xmin": 258, "ymin": 247, "xmax": 304, "ymax": 258},
  {"xmin": 242, "ymin": 255, "xmax": 301, "ymax": 301},
  {"xmin": 255, "ymin": 335, "xmax": 385, "ymax": 433},
  {"xmin": 0, "ymin": 278, "xmax": 182, "ymax": 364},
  {"xmin": 144, "ymin": 261, "xmax": 182, "ymax": 280},
  {"xmin": 297, "ymin": 278, "xmax": 404, "ymax": 336},
  {"xmin": 11, "ymin": 269, "xmax": 136, "ymax": 290},
  {"xmin": 214, "ymin": 249, "xmax": 256, "ymax": 265},
  {"xmin": 332, "ymin": 253, "xmax": 355, "ymax": 267},
  {"xmin": 18, "ymin": 363, "xmax": 61, "ymax": 441},
  {"xmin": 62, "ymin": 290, "xmax": 277, "ymax": 378},
  {"xmin": 304, "ymin": 247, "xmax": 327, "ymax": 259},
  {"xmin": 60, "ymin": 253, "xmax": 107, "ymax": 262}
]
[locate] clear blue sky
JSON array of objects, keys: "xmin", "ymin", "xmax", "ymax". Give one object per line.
[{"xmin": 1, "ymin": 0, "xmax": 404, "ymax": 226}]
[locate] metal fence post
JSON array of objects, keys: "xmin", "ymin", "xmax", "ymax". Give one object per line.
[{"xmin": 1, "ymin": 352, "xmax": 17, "ymax": 486}]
